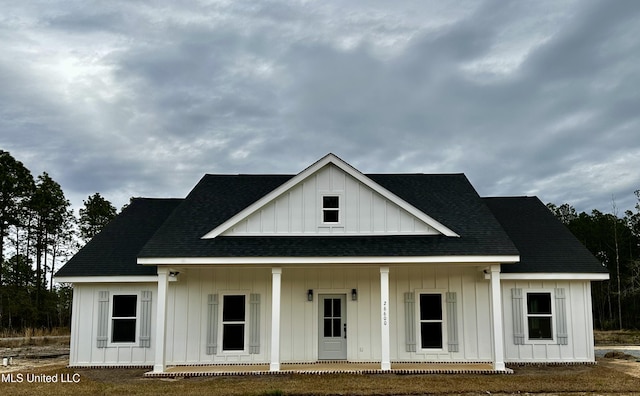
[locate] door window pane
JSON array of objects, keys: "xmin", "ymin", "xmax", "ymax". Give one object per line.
[
  {"xmin": 333, "ymin": 318, "xmax": 341, "ymax": 337},
  {"xmin": 324, "ymin": 299, "xmax": 332, "ymax": 316},
  {"xmin": 324, "ymin": 319, "xmax": 332, "ymax": 337},
  {"xmin": 333, "ymin": 298, "xmax": 341, "ymax": 317}
]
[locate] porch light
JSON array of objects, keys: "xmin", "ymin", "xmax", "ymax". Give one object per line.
[
  {"xmin": 307, "ymin": 289, "xmax": 313, "ymax": 301},
  {"xmin": 351, "ymin": 288, "xmax": 357, "ymax": 301}
]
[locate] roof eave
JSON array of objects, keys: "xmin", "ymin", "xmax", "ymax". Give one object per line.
[{"xmin": 137, "ymin": 255, "xmax": 520, "ymax": 266}]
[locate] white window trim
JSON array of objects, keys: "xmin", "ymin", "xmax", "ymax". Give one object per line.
[
  {"xmin": 524, "ymin": 290, "xmax": 556, "ymax": 344},
  {"xmin": 108, "ymin": 292, "xmax": 140, "ymax": 346},
  {"xmin": 415, "ymin": 289, "xmax": 447, "ymax": 353},
  {"xmin": 219, "ymin": 291, "xmax": 250, "ymax": 355},
  {"xmin": 319, "ymin": 193, "xmax": 343, "ymax": 226}
]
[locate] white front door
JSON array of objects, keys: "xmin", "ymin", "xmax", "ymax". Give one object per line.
[{"xmin": 318, "ymin": 294, "xmax": 347, "ymax": 360}]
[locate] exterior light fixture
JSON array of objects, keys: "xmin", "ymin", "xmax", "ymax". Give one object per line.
[
  {"xmin": 351, "ymin": 288, "xmax": 358, "ymax": 301},
  {"xmin": 307, "ymin": 289, "xmax": 313, "ymax": 301}
]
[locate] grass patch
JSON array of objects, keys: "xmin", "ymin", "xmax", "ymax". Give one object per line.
[
  {"xmin": 1, "ymin": 363, "xmax": 639, "ymax": 395},
  {"xmin": 0, "ymin": 328, "xmax": 70, "ymax": 348},
  {"xmin": 595, "ymin": 329, "xmax": 640, "ymax": 345},
  {"xmin": 0, "ymin": 327, "xmax": 69, "ymax": 339}
]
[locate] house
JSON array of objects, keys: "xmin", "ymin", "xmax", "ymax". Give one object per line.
[{"xmin": 55, "ymin": 153, "xmax": 608, "ymax": 374}]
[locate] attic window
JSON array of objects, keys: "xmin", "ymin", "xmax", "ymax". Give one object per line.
[{"xmin": 322, "ymin": 196, "xmax": 340, "ymax": 223}]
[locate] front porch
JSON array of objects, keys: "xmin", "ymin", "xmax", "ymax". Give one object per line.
[
  {"xmin": 151, "ymin": 264, "xmax": 509, "ymax": 374},
  {"xmin": 144, "ymin": 361, "xmax": 511, "ymax": 377}
]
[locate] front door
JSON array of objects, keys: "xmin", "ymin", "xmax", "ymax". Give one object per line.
[{"xmin": 318, "ymin": 294, "xmax": 347, "ymax": 360}]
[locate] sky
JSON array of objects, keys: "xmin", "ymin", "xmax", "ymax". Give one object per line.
[{"xmin": 1, "ymin": 0, "xmax": 640, "ymax": 216}]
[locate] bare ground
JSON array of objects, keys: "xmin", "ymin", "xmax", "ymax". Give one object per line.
[
  {"xmin": 0, "ymin": 341, "xmax": 69, "ymax": 373},
  {"xmin": 1, "ymin": 342, "xmax": 640, "ymax": 395}
]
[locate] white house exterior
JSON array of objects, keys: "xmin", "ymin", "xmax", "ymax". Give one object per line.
[{"xmin": 56, "ymin": 154, "xmax": 608, "ymax": 373}]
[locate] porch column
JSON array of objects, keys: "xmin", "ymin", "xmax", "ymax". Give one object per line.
[
  {"xmin": 270, "ymin": 267, "xmax": 282, "ymax": 371},
  {"xmin": 489, "ymin": 264, "xmax": 505, "ymax": 371},
  {"xmin": 153, "ymin": 267, "xmax": 169, "ymax": 373},
  {"xmin": 380, "ymin": 266, "xmax": 391, "ymax": 370}
]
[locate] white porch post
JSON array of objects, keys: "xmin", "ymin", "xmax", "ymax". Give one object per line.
[
  {"xmin": 270, "ymin": 267, "xmax": 282, "ymax": 371},
  {"xmin": 380, "ymin": 266, "xmax": 391, "ymax": 370},
  {"xmin": 489, "ymin": 264, "xmax": 505, "ymax": 371},
  {"xmin": 153, "ymin": 267, "xmax": 169, "ymax": 373}
]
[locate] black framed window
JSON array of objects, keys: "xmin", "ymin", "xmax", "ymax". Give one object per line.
[
  {"xmin": 322, "ymin": 196, "xmax": 340, "ymax": 223},
  {"xmin": 222, "ymin": 295, "xmax": 246, "ymax": 351},
  {"xmin": 419, "ymin": 294, "xmax": 443, "ymax": 349},
  {"xmin": 112, "ymin": 295, "xmax": 137, "ymax": 343},
  {"xmin": 526, "ymin": 293, "xmax": 553, "ymax": 340}
]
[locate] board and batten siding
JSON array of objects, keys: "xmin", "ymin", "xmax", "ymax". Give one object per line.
[
  {"xmin": 502, "ymin": 280, "xmax": 595, "ymax": 363},
  {"xmin": 223, "ymin": 164, "xmax": 438, "ymax": 235},
  {"xmin": 164, "ymin": 267, "xmax": 271, "ymax": 365},
  {"xmin": 68, "ymin": 269, "xmax": 597, "ymax": 367},
  {"xmin": 390, "ymin": 266, "xmax": 493, "ymax": 362},
  {"xmin": 69, "ymin": 283, "xmax": 157, "ymax": 367},
  {"xmin": 162, "ymin": 265, "xmax": 495, "ymax": 364}
]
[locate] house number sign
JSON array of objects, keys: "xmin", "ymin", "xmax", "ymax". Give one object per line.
[{"xmin": 383, "ymin": 300, "xmax": 388, "ymax": 326}]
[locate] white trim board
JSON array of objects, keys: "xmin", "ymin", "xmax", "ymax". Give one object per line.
[
  {"xmin": 137, "ymin": 255, "xmax": 520, "ymax": 266},
  {"xmin": 497, "ymin": 273, "xmax": 609, "ymax": 281},
  {"xmin": 54, "ymin": 276, "xmax": 158, "ymax": 284}
]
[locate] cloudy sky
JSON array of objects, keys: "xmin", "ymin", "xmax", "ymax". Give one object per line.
[{"xmin": 1, "ymin": 0, "xmax": 639, "ymax": 216}]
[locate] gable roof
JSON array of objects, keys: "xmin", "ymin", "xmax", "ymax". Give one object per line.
[
  {"xmin": 203, "ymin": 154, "xmax": 458, "ymax": 238},
  {"xmin": 55, "ymin": 198, "xmax": 182, "ymax": 278},
  {"xmin": 136, "ymin": 172, "xmax": 518, "ymax": 260},
  {"xmin": 483, "ymin": 196, "xmax": 607, "ymax": 274}
]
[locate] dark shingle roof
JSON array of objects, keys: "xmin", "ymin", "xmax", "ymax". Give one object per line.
[
  {"xmin": 57, "ymin": 173, "xmax": 606, "ymax": 279},
  {"xmin": 483, "ymin": 196, "xmax": 607, "ymax": 274},
  {"xmin": 55, "ymin": 198, "xmax": 182, "ymax": 277},
  {"xmin": 136, "ymin": 173, "xmax": 519, "ymax": 258}
]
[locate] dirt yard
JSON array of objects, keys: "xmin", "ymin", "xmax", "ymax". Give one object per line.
[{"xmin": 1, "ymin": 340, "xmax": 640, "ymax": 395}]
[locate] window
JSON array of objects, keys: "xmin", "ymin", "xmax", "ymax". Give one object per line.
[
  {"xmin": 419, "ymin": 294, "xmax": 443, "ymax": 349},
  {"xmin": 322, "ymin": 196, "xmax": 340, "ymax": 223},
  {"xmin": 527, "ymin": 292, "xmax": 553, "ymax": 340},
  {"xmin": 323, "ymin": 297, "xmax": 342, "ymax": 337},
  {"xmin": 112, "ymin": 295, "xmax": 137, "ymax": 343},
  {"xmin": 222, "ymin": 295, "xmax": 246, "ymax": 351}
]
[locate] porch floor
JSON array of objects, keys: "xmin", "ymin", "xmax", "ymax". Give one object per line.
[{"xmin": 144, "ymin": 362, "xmax": 511, "ymax": 377}]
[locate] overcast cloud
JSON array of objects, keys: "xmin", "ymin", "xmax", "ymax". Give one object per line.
[{"xmin": 1, "ymin": 0, "xmax": 639, "ymax": 215}]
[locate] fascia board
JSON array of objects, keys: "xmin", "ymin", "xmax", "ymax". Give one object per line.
[
  {"xmin": 54, "ymin": 276, "xmax": 158, "ymax": 283},
  {"xmin": 138, "ymin": 255, "xmax": 520, "ymax": 266},
  {"xmin": 202, "ymin": 153, "xmax": 459, "ymax": 239},
  {"xmin": 498, "ymin": 272, "xmax": 610, "ymax": 281}
]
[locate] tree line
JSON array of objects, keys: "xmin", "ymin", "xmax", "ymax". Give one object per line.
[
  {"xmin": 1, "ymin": 150, "xmax": 116, "ymax": 331},
  {"xmin": 2, "ymin": 149, "xmax": 640, "ymax": 331},
  {"xmin": 547, "ymin": 197, "xmax": 640, "ymax": 330}
]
